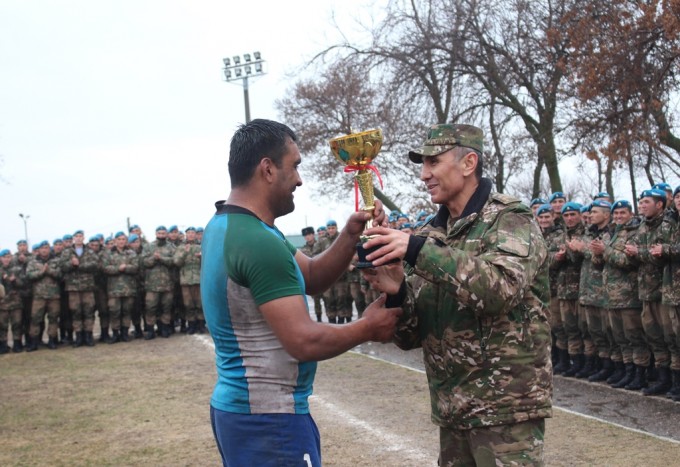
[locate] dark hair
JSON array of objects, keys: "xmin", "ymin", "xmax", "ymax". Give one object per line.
[{"xmin": 228, "ymin": 119, "xmax": 297, "ymax": 187}]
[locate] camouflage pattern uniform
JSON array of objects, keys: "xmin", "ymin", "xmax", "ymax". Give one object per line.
[
  {"xmin": 657, "ymin": 207, "xmax": 680, "ymax": 388},
  {"xmin": 347, "ymin": 260, "xmax": 366, "ymax": 319},
  {"xmin": 299, "ymin": 237, "xmax": 324, "ymax": 322},
  {"xmin": 393, "ymin": 191, "xmax": 552, "ymax": 465},
  {"xmin": 25, "ymin": 253, "xmax": 62, "ymax": 346},
  {"xmin": 93, "ymin": 247, "xmax": 111, "ymax": 341},
  {"xmin": 544, "ymin": 224, "xmax": 567, "ymax": 356},
  {"xmin": 314, "ymin": 231, "xmax": 351, "ymax": 323},
  {"xmin": 61, "ymin": 246, "xmax": 99, "ymax": 336},
  {"xmin": 102, "ymin": 247, "xmax": 139, "ymax": 337},
  {"xmin": 173, "ymin": 241, "xmax": 203, "ymax": 333},
  {"xmin": 0, "ymin": 258, "xmax": 25, "ymax": 352},
  {"xmin": 141, "ymin": 239, "xmax": 176, "ymax": 337},
  {"xmin": 13, "ymin": 249, "xmax": 32, "ymax": 343}
]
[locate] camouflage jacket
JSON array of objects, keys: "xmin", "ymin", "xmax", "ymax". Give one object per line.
[
  {"xmin": 543, "ymin": 224, "xmax": 564, "ymax": 297},
  {"xmin": 12, "ymin": 252, "xmax": 32, "ymax": 297},
  {"xmin": 60, "ymin": 246, "xmax": 99, "ymax": 292},
  {"xmin": 603, "ymin": 218, "xmax": 642, "ymax": 309},
  {"xmin": 299, "ymin": 240, "xmax": 315, "ymax": 258},
  {"xmin": 555, "ymin": 223, "xmax": 585, "ymax": 300},
  {"xmin": 394, "ymin": 191, "xmax": 552, "ymax": 430},
  {"xmin": 173, "ymin": 242, "xmax": 201, "ymax": 285},
  {"xmin": 629, "ymin": 212, "xmax": 674, "ymax": 302},
  {"xmin": 313, "ymin": 232, "xmax": 348, "ymax": 281},
  {"xmin": 658, "ymin": 209, "xmax": 680, "ymax": 305},
  {"xmin": 576, "ymin": 224, "xmax": 610, "ymax": 307},
  {"xmin": 141, "ymin": 240, "xmax": 176, "ymax": 292},
  {"xmin": 102, "ymin": 247, "xmax": 139, "ymax": 297},
  {"xmin": 0, "ymin": 262, "xmax": 25, "ymax": 310},
  {"xmin": 26, "ymin": 255, "xmax": 62, "ymax": 299}
]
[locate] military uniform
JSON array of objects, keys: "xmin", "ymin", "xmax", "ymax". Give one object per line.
[
  {"xmin": 347, "ymin": 259, "xmax": 366, "ymax": 319},
  {"xmin": 299, "ymin": 228, "xmax": 324, "ymax": 322},
  {"xmin": 102, "ymin": 241, "xmax": 139, "ymax": 342},
  {"xmin": 12, "ymin": 244, "xmax": 32, "ymax": 344},
  {"xmin": 0, "ymin": 250, "xmax": 25, "ymax": 352},
  {"xmin": 173, "ymin": 238, "xmax": 203, "ymax": 333},
  {"xmin": 314, "ymin": 225, "xmax": 351, "ymax": 323},
  {"xmin": 544, "ymin": 222, "xmax": 568, "ymax": 371},
  {"xmin": 61, "ymin": 243, "xmax": 99, "ymax": 346},
  {"xmin": 25, "ymin": 247, "xmax": 62, "ymax": 350},
  {"xmin": 141, "ymin": 234, "xmax": 176, "ymax": 338}
]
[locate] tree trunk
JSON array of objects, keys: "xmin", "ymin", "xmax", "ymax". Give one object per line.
[
  {"xmin": 605, "ymin": 156, "xmax": 615, "ymax": 199},
  {"xmin": 532, "ymin": 158, "xmax": 545, "ymax": 199},
  {"xmin": 538, "ymin": 134, "xmax": 562, "ymax": 193},
  {"xmin": 628, "ymin": 155, "xmax": 638, "ymax": 215}
]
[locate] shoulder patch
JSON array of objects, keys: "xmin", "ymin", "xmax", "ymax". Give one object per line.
[{"xmin": 490, "ymin": 192, "xmax": 521, "ymax": 205}]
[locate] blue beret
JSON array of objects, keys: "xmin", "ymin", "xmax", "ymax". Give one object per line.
[
  {"xmin": 652, "ymin": 182, "xmax": 672, "ymax": 192},
  {"xmin": 129, "ymin": 224, "xmax": 139, "ymax": 232},
  {"xmin": 32, "ymin": 243, "xmax": 41, "ymax": 251},
  {"xmin": 326, "ymin": 220, "xmax": 337, "ymax": 227},
  {"xmin": 95, "ymin": 233, "xmax": 104, "ymax": 241},
  {"xmin": 114, "ymin": 231, "xmax": 126, "ymax": 239},
  {"xmin": 397, "ymin": 213, "xmax": 409, "ymax": 220},
  {"xmin": 580, "ymin": 204, "xmax": 591, "ymax": 213},
  {"xmin": 414, "ymin": 221, "xmax": 425, "ymax": 228},
  {"xmin": 73, "ymin": 230, "xmax": 84, "ymax": 236},
  {"xmin": 674, "ymin": 186, "xmax": 680, "ymax": 198},
  {"xmin": 88, "ymin": 236, "xmax": 99, "ymax": 243},
  {"xmin": 62, "ymin": 234, "xmax": 73, "ymax": 241},
  {"xmin": 0, "ymin": 249, "xmax": 11, "ymax": 257},
  {"xmin": 53, "ymin": 238, "xmax": 63, "ymax": 245},
  {"xmin": 611, "ymin": 200, "xmax": 632, "ymax": 212},
  {"xmin": 417, "ymin": 210, "xmax": 428, "ymax": 218},
  {"xmin": 561, "ymin": 202, "xmax": 582, "ymax": 214},
  {"xmin": 196, "ymin": 227, "xmax": 204, "ymax": 233},
  {"xmin": 39, "ymin": 240, "xmax": 49, "ymax": 248},
  {"xmin": 155, "ymin": 225, "xmax": 167, "ymax": 232},
  {"xmin": 594, "ymin": 192, "xmax": 611, "ymax": 199},
  {"xmin": 400, "ymin": 223, "xmax": 413, "ymax": 230},
  {"xmin": 105, "ymin": 236, "xmax": 113, "ymax": 242},
  {"xmin": 128, "ymin": 233, "xmax": 140, "ymax": 243},
  {"xmin": 549, "ymin": 192, "xmax": 566, "ymax": 203},
  {"xmin": 185, "ymin": 226, "xmax": 196, "ymax": 232},
  {"xmin": 17, "ymin": 239, "xmax": 27, "ymax": 245},
  {"xmin": 591, "ymin": 200, "xmax": 612, "ymax": 210},
  {"xmin": 536, "ymin": 203, "xmax": 552, "ymax": 216},
  {"xmin": 640, "ymin": 188, "xmax": 667, "ymax": 201},
  {"xmin": 168, "ymin": 225, "xmax": 178, "ymax": 232},
  {"xmin": 425, "ymin": 214, "xmax": 435, "ymax": 222},
  {"xmin": 317, "ymin": 226, "xmax": 327, "ymax": 232},
  {"xmin": 530, "ymin": 198, "xmax": 548, "ymax": 207}
]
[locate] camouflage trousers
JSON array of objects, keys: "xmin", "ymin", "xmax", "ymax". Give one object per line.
[
  {"xmin": 609, "ymin": 308, "xmax": 649, "ymax": 366},
  {"xmin": 364, "ymin": 286, "xmax": 379, "ymax": 305},
  {"xmin": 439, "ymin": 419, "xmax": 545, "ymax": 466},
  {"xmin": 560, "ymin": 299, "xmax": 583, "ymax": 356},
  {"xmin": 349, "ymin": 282, "xmax": 366, "ymax": 318},
  {"xmin": 582, "ymin": 305, "xmax": 615, "ymax": 359},
  {"xmin": 668, "ymin": 305, "xmax": 680, "ymax": 370},
  {"xmin": 60, "ymin": 290, "xmax": 71, "ymax": 335},
  {"xmin": 641, "ymin": 301, "xmax": 677, "ymax": 369},
  {"xmin": 108, "ymin": 296, "xmax": 135, "ymax": 330},
  {"xmin": 68, "ymin": 291, "xmax": 96, "ymax": 333},
  {"xmin": 0, "ymin": 307, "xmax": 22, "ymax": 342},
  {"xmin": 145, "ymin": 291, "xmax": 173, "ymax": 326},
  {"xmin": 323, "ymin": 281, "xmax": 351, "ymax": 320},
  {"xmin": 312, "ymin": 295, "xmax": 324, "ymax": 318},
  {"xmin": 660, "ymin": 304, "xmax": 680, "ymax": 370},
  {"xmin": 173, "ymin": 281, "xmax": 185, "ymax": 321},
  {"xmin": 181, "ymin": 285, "xmax": 203, "ymax": 322},
  {"xmin": 30, "ymin": 297, "xmax": 60, "ymax": 338},
  {"xmin": 549, "ymin": 297, "xmax": 567, "ymax": 350},
  {"xmin": 577, "ymin": 304, "xmax": 595, "ymax": 356},
  {"xmin": 95, "ymin": 287, "xmax": 109, "ymax": 330}
]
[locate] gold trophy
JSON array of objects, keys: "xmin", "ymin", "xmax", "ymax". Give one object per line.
[{"xmin": 329, "ymin": 129, "xmax": 387, "ymax": 268}]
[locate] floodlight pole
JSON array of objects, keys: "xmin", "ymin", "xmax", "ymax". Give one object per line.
[
  {"xmin": 243, "ymin": 77, "xmax": 251, "ymax": 123},
  {"xmin": 18, "ymin": 213, "xmax": 30, "ymax": 244},
  {"xmin": 222, "ymin": 52, "xmax": 266, "ymax": 124}
]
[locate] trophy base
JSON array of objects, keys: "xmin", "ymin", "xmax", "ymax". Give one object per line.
[{"xmin": 355, "ymin": 238, "xmax": 400, "ymax": 269}]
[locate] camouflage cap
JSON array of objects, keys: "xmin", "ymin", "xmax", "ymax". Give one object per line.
[{"xmin": 408, "ymin": 124, "xmax": 484, "ymax": 163}]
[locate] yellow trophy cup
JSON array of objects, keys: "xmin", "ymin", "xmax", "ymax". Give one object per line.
[{"xmin": 329, "ymin": 129, "xmax": 386, "ymax": 268}]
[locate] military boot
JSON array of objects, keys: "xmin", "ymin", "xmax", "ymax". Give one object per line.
[
  {"xmin": 563, "ymin": 354, "xmax": 583, "ymax": 377},
  {"xmin": 612, "ymin": 363, "xmax": 636, "ymax": 388},
  {"xmin": 133, "ymin": 322, "xmax": 144, "ymax": 339},
  {"xmin": 12, "ymin": 339, "xmax": 24, "ymax": 353},
  {"xmin": 316, "ymin": 313, "xmax": 322, "ymax": 323},
  {"xmin": 346, "ymin": 317, "xmax": 352, "ymax": 323},
  {"xmin": 589, "ymin": 358, "xmax": 614, "ymax": 382},
  {"xmin": 99, "ymin": 327, "xmax": 110, "ymax": 343},
  {"xmin": 120, "ymin": 327, "xmax": 130, "ymax": 342},
  {"xmin": 186, "ymin": 321, "xmax": 197, "ymax": 335},
  {"xmin": 666, "ymin": 370, "xmax": 680, "ymax": 398},
  {"xmin": 160, "ymin": 323, "xmax": 171, "ymax": 338},
  {"xmin": 0, "ymin": 340, "xmax": 9, "ymax": 354},
  {"xmin": 180, "ymin": 319, "xmax": 187, "ymax": 333},
  {"xmin": 576, "ymin": 355, "xmax": 597, "ymax": 379},
  {"xmin": 26, "ymin": 336, "xmax": 39, "ymax": 352},
  {"xmin": 328, "ymin": 317, "xmax": 337, "ymax": 324},
  {"xmin": 109, "ymin": 329, "xmax": 121, "ymax": 344},
  {"xmin": 553, "ymin": 349, "xmax": 571, "ymax": 374},
  {"xmin": 144, "ymin": 328, "xmax": 156, "ymax": 340},
  {"xmin": 198, "ymin": 320, "xmax": 208, "ymax": 334},
  {"xmin": 625, "ymin": 365, "xmax": 648, "ymax": 391},
  {"xmin": 606, "ymin": 361, "xmax": 626, "ymax": 385},
  {"xmin": 643, "ymin": 366, "xmax": 671, "ymax": 396},
  {"xmin": 337, "ymin": 317, "xmax": 345, "ymax": 324},
  {"xmin": 46, "ymin": 336, "xmax": 58, "ymax": 350},
  {"xmin": 84, "ymin": 331, "xmax": 95, "ymax": 347},
  {"xmin": 72, "ymin": 331, "xmax": 84, "ymax": 348}
]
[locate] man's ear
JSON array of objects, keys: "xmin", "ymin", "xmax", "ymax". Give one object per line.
[
  {"xmin": 462, "ymin": 151, "xmax": 478, "ymax": 177},
  {"xmin": 259, "ymin": 157, "xmax": 275, "ymax": 182}
]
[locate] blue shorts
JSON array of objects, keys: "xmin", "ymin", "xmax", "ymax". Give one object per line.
[{"xmin": 210, "ymin": 406, "xmax": 321, "ymax": 467}]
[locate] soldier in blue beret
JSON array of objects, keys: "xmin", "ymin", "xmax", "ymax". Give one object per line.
[
  {"xmin": 530, "ymin": 198, "xmax": 548, "ymax": 217},
  {"xmin": 593, "ymin": 192, "xmax": 613, "ymax": 203},
  {"xmin": 550, "ymin": 192, "xmax": 566, "ymax": 225}
]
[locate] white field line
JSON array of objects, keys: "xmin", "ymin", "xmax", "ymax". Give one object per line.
[{"xmin": 193, "ymin": 335, "xmax": 433, "ymax": 462}]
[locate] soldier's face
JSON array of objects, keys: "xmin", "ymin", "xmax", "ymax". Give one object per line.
[
  {"xmin": 169, "ymin": 231, "xmax": 179, "ymax": 241},
  {"xmin": 562, "ymin": 211, "xmax": 581, "ymax": 228},
  {"xmin": 73, "ymin": 233, "xmax": 84, "ymax": 246},
  {"xmin": 130, "ymin": 240, "xmax": 141, "ymax": 250},
  {"xmin": 612, "ymin": 207, "xmax": 632, "ymax": 225},
  {"xmin": 589, "ymin": 207, "xmax": 609, "ymax": 227},
  {"xmin": 115, "ymin": 236, "xmax": 127, "ymax": 249},
  {"xmin": 420, "ymin": 149, "xmax": 472, "ymax": 205},
  {"xmin": 1, "ymin": 255, "xmax": 11, "ymax": 267},
  {"xmin": 550, "ymin": 198, "xmax": 565, "ymax": 214},
  {"xmin": 537, "ymin": 212, "xmax": 553, "ymax": 229},
  {"xmin": 327, "ymin": 226, "xmax": 337, "ymax": 236},
  {"xmin": 186, "ymin": 230, "xmax": 196, "ymax": 242},
  {"xmin": 639, "ymin": 197, "xmax": 663, "ymax": 218},
  {"xmin": 89, "ymin": 241, "xmax": 100, "ymax": 252},
  {"xmin": 531, "ymin": 204, "xmax": 540, "ymax": 216},
  {"xmin": 53, "ymin": 243, "xmax": 64, "ymax": 254},
  {"xmin": 304, "ymin": 233, "xmax": 315, "ymax": 243},
  {"xmin": 17, "ymin": 243, "xmax": 28, "ymax": 253},
  {"xmin": 38, "ymin": 245, "xmax": 50, "ymax": 258},
  {"xmin": 63, "ymin": 239, "xmax": 73, "ymax": 248},
  {"xmin": 674, "ymin": 193, "xmax": 680, "ymax": 212},
  {"xmin": 156, "ymin": 230, "xmax": 168, "ymax": 241}
]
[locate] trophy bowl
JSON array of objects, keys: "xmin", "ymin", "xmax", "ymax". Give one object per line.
[{"xmin": 329, "ymin": 129, "xmax": 383, "ymax": 168}]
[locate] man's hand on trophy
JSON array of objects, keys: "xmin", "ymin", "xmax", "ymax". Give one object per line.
[
  {"xmin": 345, "ymin": 200, "xmax": 388, "ymax": 236},
  {"xmin": 361, "ymin": 261, "xmax": 404, "ymax": 295},
  {"xmin": 361, "ymin": 226, "xmax": 409, "ymax": 266}
]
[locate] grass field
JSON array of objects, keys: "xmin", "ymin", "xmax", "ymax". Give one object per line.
[{"xmin": 1, "ymin": 335, "xmax": 678, "ymax": 466}]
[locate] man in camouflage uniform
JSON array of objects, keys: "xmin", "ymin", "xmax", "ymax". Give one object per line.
[
  {"xmin": 569, "ymin": 200, "xmax": 614, "ymax": 380},
  {"xmin": 13, "ymin": 239, "xmax": 32, "ymax": 345},
  {"xmin": 530, "ymin": 198, "xmax": 548, "ymax": 218},
  {"xmin": 141, "ymin": 226, "xmax": 176, "ymax": 339},
  {"xmin": 347, "ymin": 254, "xmax": 366, "ymax": 320},
  {"xmin": 549, "ymin": 192, "xmax": 566, "ymax": 227},
  {"xmin": 362, "ymin": 124, "xmax": 552, "ymax": 465},
  {"xmin": 127, "ymin": 233, "xmax": 145, "ymax": 338},
  {"xmin": 625, "ymin": 188, "xmax": 677, "ymax": 395},
  {"xmin": 603, "ymin": 200, "xmax": 648, "ymax": 389},
  {"xmin": 554, "ymin": 202, "xmax": 589, "ymax": 376},
  {"xmin": 650, "ymin": 185, "xmax": 680, "ymax": 400},
  {"xmin": 537, "ymin": 203, "xmax": 569, "ymax": 372},
  {"xmin": 168, "ymin": 225, "xmax": 185, "ymax": 333},
  {"xmin": 25, "ymin": 241, "xmax": 62, "ymax": 351},
  {"xmin": 0, "ymin": 249, "xmax": 25, "ymax": 353},
  {"xmin": 314, "ymin": 220, "xmax": 352, "ymax": 324},
  {"xmin": 61, "ymin": 231, "xmax": 99, "ymax": 347},
  {"xmin": 173, "ymin": 226, "xmax": 204, "ymax": 334},
  {"xmin": 53, "ymin": 238, "xmax": 72, "ymax": 344},
  {"xmin": 88, "ymin": 236, "xmax": 111, "ymax": 343},
  {"xmin": 102, "ymin": 231, "xmax": 139, "ymax": 343},
  {"xmin": 299, "ymin": 226, "xmax": 324, "ymax": 322}
]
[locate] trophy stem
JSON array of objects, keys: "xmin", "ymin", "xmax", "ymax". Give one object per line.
[{"xmin": 355, "ymin": 169, "xmax": 375, "ymax": 212}]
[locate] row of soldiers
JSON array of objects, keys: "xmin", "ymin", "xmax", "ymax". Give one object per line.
[
  {"xmin": 534, "ymin": 182, "xmax": 680, "ymax": 402},
  {"xmin": 0, "ymin": 224, "xmax": 204, "ymax": 354}
]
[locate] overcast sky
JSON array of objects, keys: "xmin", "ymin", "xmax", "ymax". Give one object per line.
[{"xmin": 0, "ymin": 0, "xmax": 374, "ymax": 249}]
